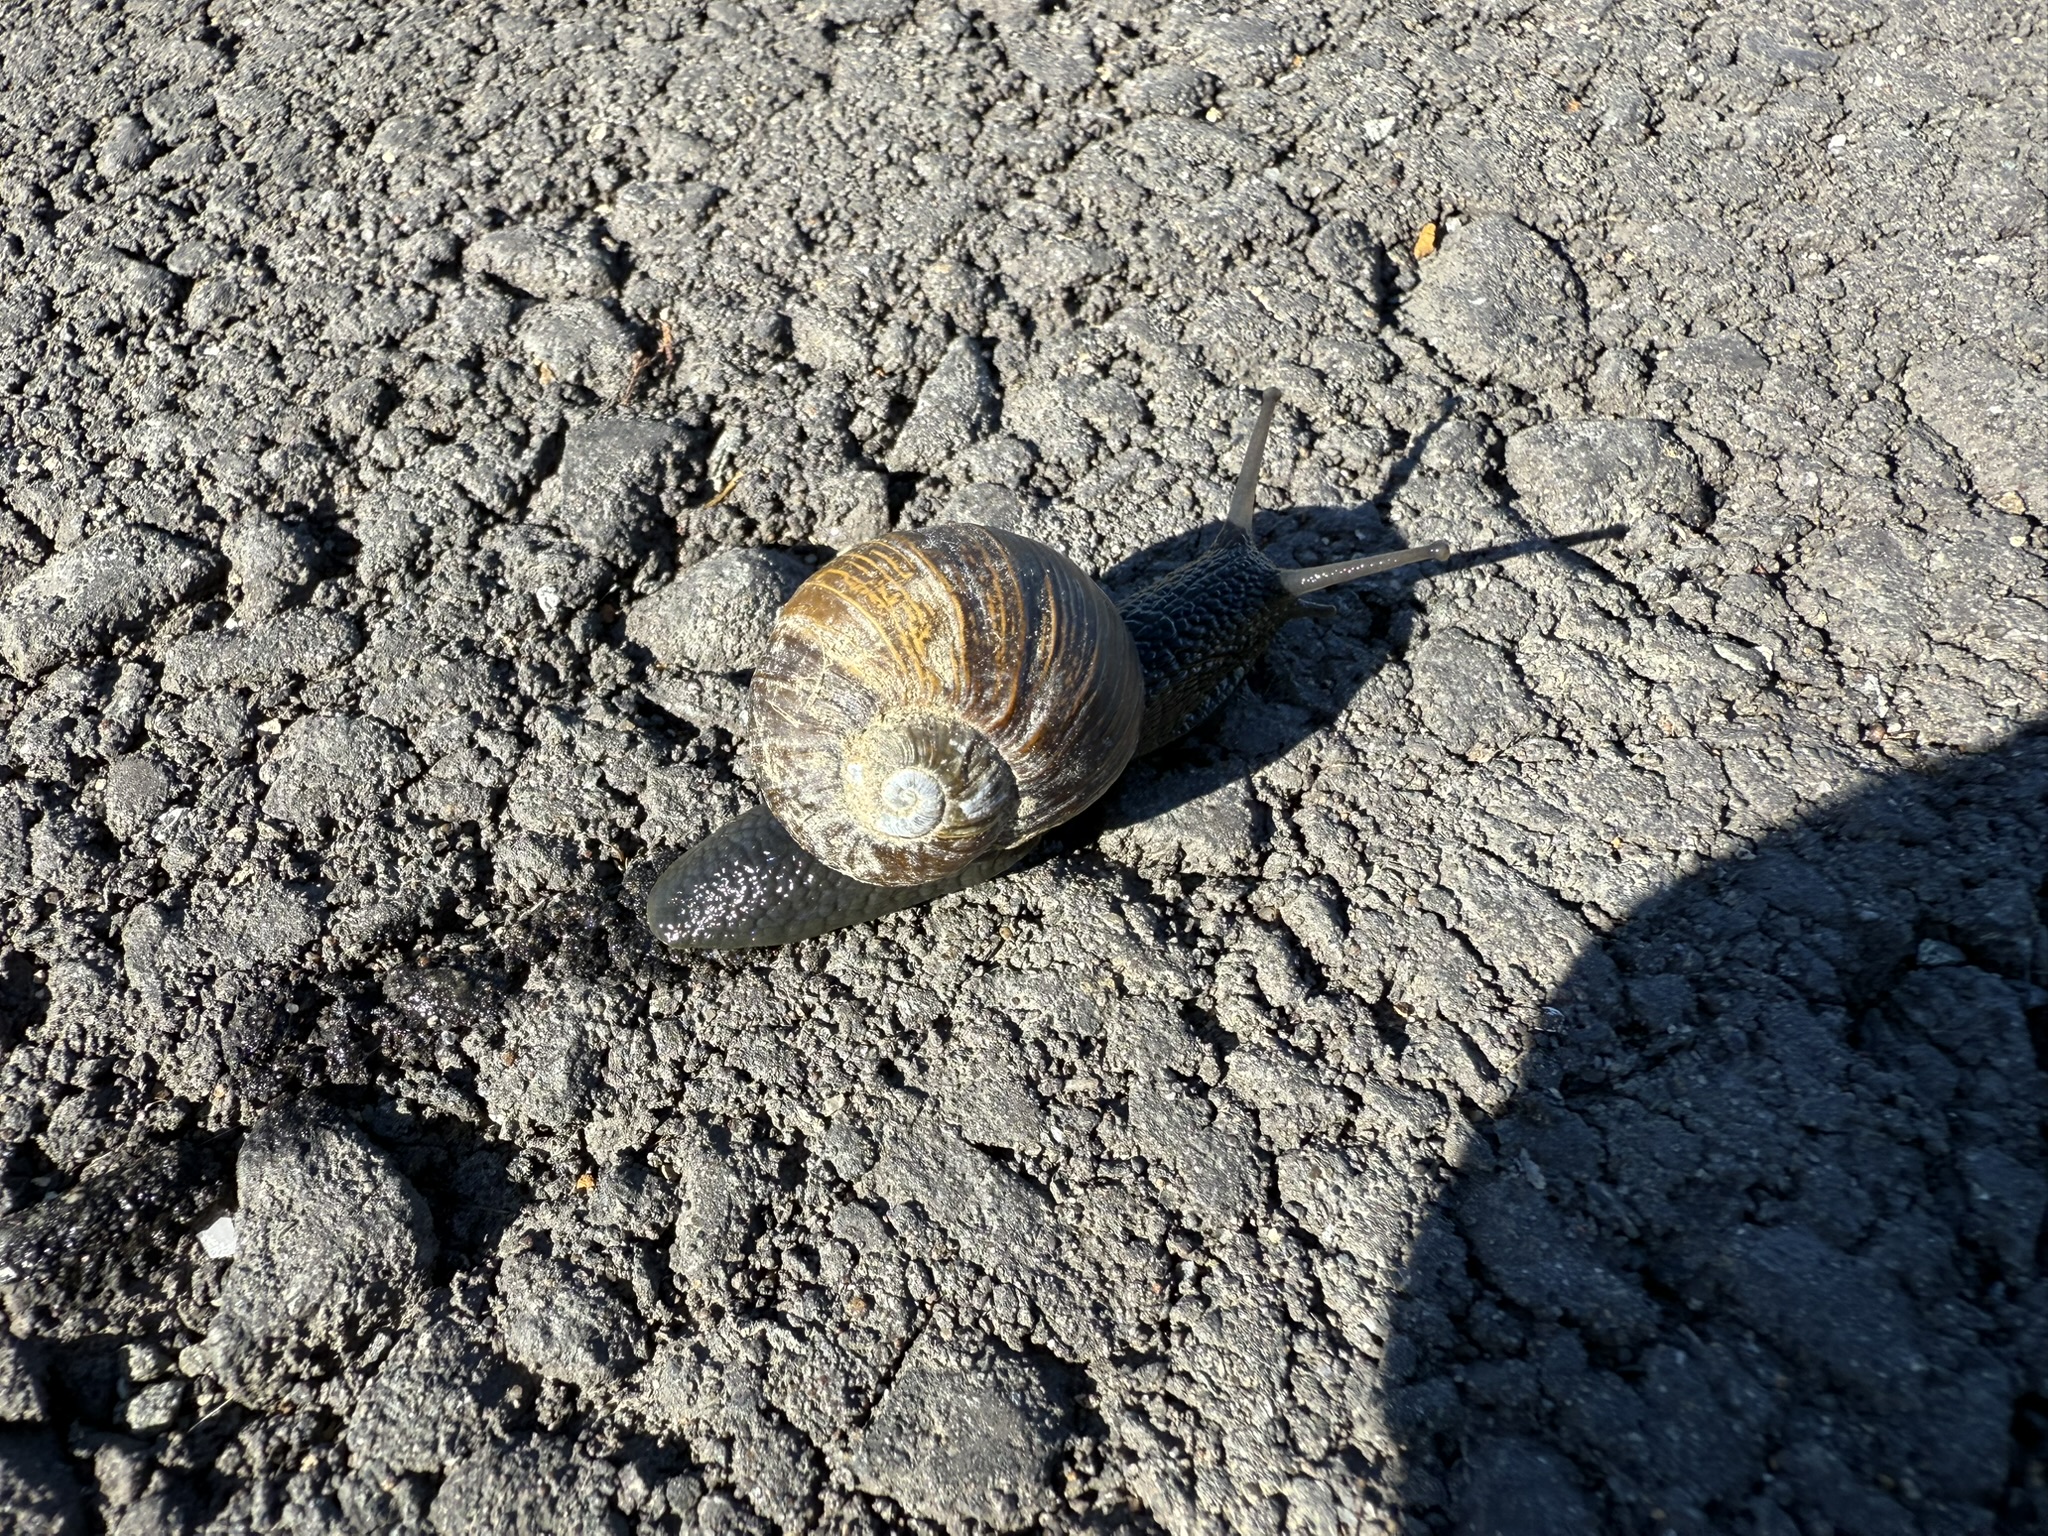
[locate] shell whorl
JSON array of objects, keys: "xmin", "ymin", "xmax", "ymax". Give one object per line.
[{"xmin": 746, "ymin": 524, "xmax": 1143, "ymax": 887}]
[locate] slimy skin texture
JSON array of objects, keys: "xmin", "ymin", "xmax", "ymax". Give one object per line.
[
  {"xmin": 646, "ymin": 804, "xmax": 1031, "ymax": 950},
  {"xmin": 1118, "ymin": 524, "xmax": 1297, "ymax": 755}
]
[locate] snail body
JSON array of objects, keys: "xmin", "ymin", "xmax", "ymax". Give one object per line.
[{"xmin": 648, "ymin": 390, "xmax": 1448, "ymax": 950}]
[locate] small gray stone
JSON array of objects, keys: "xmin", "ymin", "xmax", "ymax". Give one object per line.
[
  {"xmin": 1188, "ymin": 14, "xmax": 1289, "ymax": 85},
  {"xmin": 1100, "ymin": 769, "xmax": 1264, "ymax": 878},
  {"xmin": 812, "ymin": 468, "xmax": 891, "ymax": 547},
  {"xmin": 28, "ymin": 811, "xmax": 110, "ymax": 893},
  {"xmin": 349, "ymin": 1317, "xmax": 525, "ymax": 1473},
  {"xmin": 609, "ymin": 180, "xmax": 722, "ymax": 257},
  {"xmin": 466, "ymin": 226, "xmax": 615, "ymax": 301},
  {"xmin": 430, "ymin": 1436, "xmax": 623, "ymax": 1536},
  {"xmin": 514, "ymin": 300, "xmax": 638, "ymax": 396},
  {"xmin": 497, "ymin": 1251, "xmax": 647, "ymax": 1390},
  {"xmin": 327, "ymin": 376, "xmax": 396, "ymax": 438},
  {"xmin": 1118, "ymin": 62, "xmax": 1216, "ymax": 116},
  {"xmin": 475, "ymin": 993, "xmax": 606, "ymax": 1131},
  {"xmin": 1725, "ymin": 1225, "xmax": 1924, "ymax": 1404},
  {"xmin": 887, "ymin": 337, "xmax": 1001, "ymax": 472},
  {"xmin": 1957, "ymin": 1145, "xmax": 2048, "ymax": 1277},
  {"xmin": 667, "ymin": 1136, "xmax": 748, "ymax": 1294},
  {"xmin": 626, "ymin": 547, "xmax": 806, "ymax": 673},
  {"xmin": 0, "ymin": 1336, "xmax": 47, "ymax": 1423},
  {"xmin": 1503, "ymin": 418, "xmax": 1709, "ymax": 539},
  {"xmin": 160, "ymin": 611, "xmax": 361, "ymax": 694},
  {"xmin": 787, "ymin": 307, "xmax": 866, "ymax": 373},
  {"xmin": 1460, "ymin": 1178, "xmax": 1657, "ymax": 1345},
  {"xmin": 102, "ymin": 754, "xmax": 175, "ymax": 842},
  {"xmin": 261, "ymin": 714, "xmax": 423, "ymax": 836},
  {"xmin": 0, "ymin": 526, "xmax": 224, "ymax": 679},
  {"xmin": 536, "ymin": 417, "xmax": 689, "ymax": 564},
  {"xmin": 215, "ymin": 877, "xmax": 323, "ymax": 966},
  {"xmin": 1454, "ymin": 1437, "xmax": 1596, "ymax": 1536},
  {"xmin": 119, "ymin": 1379, "xmax": 185, "ymax": 1434},
  {"xmin": 81, "ymin": 249, "xmax": 183, "ymax": 323},
  {"xmin": 932, "ymin": 1021, "xmax": 1047, "ymax": 1152},
  {"xmin": 194, "ymin": 1099, "xmax": 434, "ymax": 1405},
  {"xmin": 1403, "ymin": 213, "xmax": 1588, "ymax": 391},
  {"xmin": 221, "ymin": 514, "xmax": 319, "ymax": 617},
  {"xmin": 96, "ymin": 114, "xmax": 156, "ymax": 175},
  {"xmin": 1409, "ymin": 632, "xmax": 1548, "ymax": 757},
  {"xmin": 846, "ymin": 1331, "xmax": 1068, "ymax": 1530},
  {"xmin": 638, "ymin": 669, "xmax": 751, "ymax": 734},
  {"xmin": 178, "ymin": 689, "xmax": 253, "ymax": 758},
  {"xmin": 939, "ymin": 481, "xmax": 1027, "ymax": 534},
  {"xmin": 1306, "ymin": 216, "xmax": 1382, "ymax": 299},
  {"xmin": 1903, "ymin": 349, "xmax": 2048, "ymax": 513}
]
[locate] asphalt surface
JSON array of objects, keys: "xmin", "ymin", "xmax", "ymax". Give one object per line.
[{"xmin": 1, "ymin": 1, "xmax": 2044, "ymax": 1533}]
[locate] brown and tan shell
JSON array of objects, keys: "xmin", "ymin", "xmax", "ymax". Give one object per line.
[{"xmin": 747, "ymin": 524, "xmax": 1144, "ymax": 887}]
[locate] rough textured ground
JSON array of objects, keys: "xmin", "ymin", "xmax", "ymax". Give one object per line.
[{"xmin": 1, "ymin": 1, "xmax": 2045, "ymax": 1533}]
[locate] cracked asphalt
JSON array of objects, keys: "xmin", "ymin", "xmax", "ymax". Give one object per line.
[{"xmin": 1, "ymin": 1, "xmax": 2045, "ymax": 1533}]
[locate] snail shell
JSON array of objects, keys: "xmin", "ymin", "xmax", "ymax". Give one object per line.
[{"xmin": 746, "ymin": 523, "xmax": 1144, "ymax": 887}]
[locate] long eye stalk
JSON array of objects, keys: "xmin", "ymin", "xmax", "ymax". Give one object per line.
[{"xmin": 1278, "ymin": 541, "xmax": 1452, "ymax": 596}]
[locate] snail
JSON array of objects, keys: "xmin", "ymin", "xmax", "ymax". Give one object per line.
[{"xmin": 647, "ymin": 389, "xmax": 1449, "ymax": 949}]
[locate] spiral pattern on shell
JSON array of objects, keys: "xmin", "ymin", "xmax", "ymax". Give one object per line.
[{"xmin": 747, "ymin": 524, "xmax": 1144, "ymax": 887}]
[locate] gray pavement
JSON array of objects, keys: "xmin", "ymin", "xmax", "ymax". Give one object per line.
[{"xmin": 1, "ymin": 2, "xmax": 2044, "ymax": 1532}]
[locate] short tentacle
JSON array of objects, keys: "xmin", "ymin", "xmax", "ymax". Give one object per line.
[{"xmin": 1228, "ymin": 387, "xmax": 1281, "ymax": 532}]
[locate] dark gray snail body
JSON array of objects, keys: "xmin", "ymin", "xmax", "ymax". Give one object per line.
[{"xmin": 647, "ymin": 391, "xmax": 1448, "ymax": 950}]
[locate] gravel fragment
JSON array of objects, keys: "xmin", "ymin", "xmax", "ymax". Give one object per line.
[
  {"xmin": 260, "ymin": 714, "xmax": 423, "ymax": 836},
  {"xmin": 1454, "ymin": 1437, "xmax": 1596, "ymax": 1536},
  {"xmin": 220, "ymin": 514, "xmax": 319, "ymax": 617},
  {"xmin": 193, "ymin": 1099, "xmax": 434, "ymax": 1404},
  {"xmin": 0, "ymin": 527, "xmax": 222, "ymax": 679},
  {"xmin": 160, "ymin": 610, "xmax": 361, "ymax": 694},
  {"xmin": 465, "ymin": 226, "xmax": 616, "ymax": 301},
  {"xmin": 1724, "ymin": 1225, "xmax": 1925, "ymax": 1405},
  {"xmin": 1903, "ymin": 349, "xmax": 2048, "ymax": 513},
  {"xmin": 349, "ymin": 1316, "xmax": 526, "ymax": 1474},
  {"xmin": 626, "ymin": 546, "xmax": 806, "ymax": 673},
  {"xmin": 195, "ymin": 1213, "xmax": 237, "ymax": 1260},
  {"xmin": 1402, "ymin": 213, "xmax": 1588, "ymax": 391},
  {"xmin": 1503, "ymin": 418, "xmax": 1709, "ymax": 538},
  {"xmin": 513, "ymin": 299, "xmax": 638, "ymax": 396},
  {"xmin": 846, "ymin": 1331, "xmax": 1068, "ymax": 1529},
  {"xmin": 0, "ymin": 1432, "xmax": 82, "ymax": 1536},
  {"xmin": 1100, "ymin": 768, "xmax": 1264, "ymax": 877},
  {"xmin": 886, "ymin": 336, "xmax": 1002, "ymax": 472},
  {"xmin": 536, "ymin": 416, "xmax": 691, "ymax": 564},
  {"xmin": 496, "ymin": 1250, "xmax": 647, "ymax": 1389},
  {"xmin": 102, "ymin": 753, "xmax": 174, "ymax": 841},
  {"xmin": 430, "ymin": 1435, "xmax": 624, "ymax": 1536},
  {"xmin": 1408, "ymin": 632, "xmax": 1547, "ymax": 757},
  {"xmin": 0, "ymin": 1336, "xmax": 47, "ymax": 1423}
]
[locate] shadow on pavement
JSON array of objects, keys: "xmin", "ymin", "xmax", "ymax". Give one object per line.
[{"xmin": 1376, "ymin": 726, "xmax": 2048, "ymax": 1534}]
